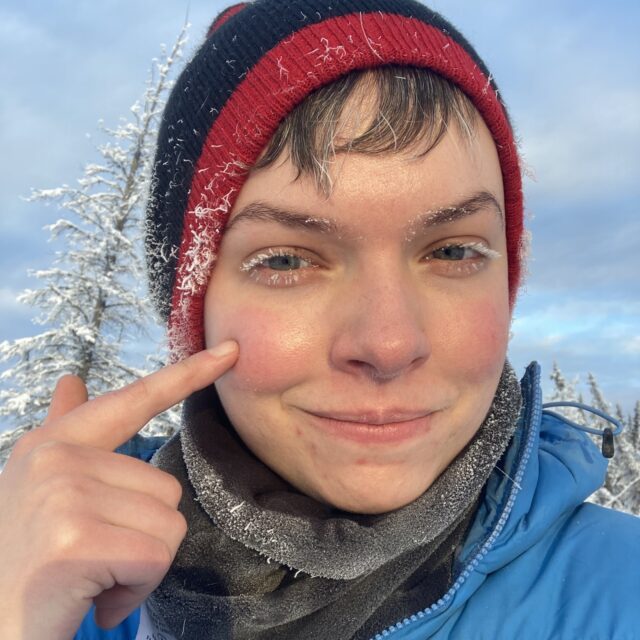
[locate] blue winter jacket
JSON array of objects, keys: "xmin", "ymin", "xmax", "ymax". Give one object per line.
[{"xmin": 75, "ymin": 362, "xmax": 640, "ymax": 639}]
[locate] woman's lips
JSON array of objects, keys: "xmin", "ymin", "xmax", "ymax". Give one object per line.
[{"xmin": 300, "ymin": 409, "xmax": 436, "ymax": 445}]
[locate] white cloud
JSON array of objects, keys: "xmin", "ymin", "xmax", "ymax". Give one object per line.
[
  {"xmin": 511, "ymin": 295, "xmax": 640, "ymax": 357},
  {"xmin": 508, "ymin": 292, "xmax": 640, "ymax": 413},
  {"xmin": 0, "ymin": 288, "xmax": 33, "ymax": 343},
  {"xmin": 0, "ymin": 9, "xmax": 52, "ymax": 46},
  {"xmin": 520, "ymin": 86, "xmax": 640, "ymax": 199},
  {"xmin": 464, "ymin": 3, "xmax": 640, "ymax": 202},
  {"xmin": 0, "ymin": 289, "xmax": 24, "ymax": 313},
  {"xmin": 619, "ymin": 335, "xmax": 640, "ymax": 355}
]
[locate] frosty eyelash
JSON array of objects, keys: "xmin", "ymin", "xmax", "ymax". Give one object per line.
[
  {"xmin": 240, "ymin": 252, "xmax": 269, "ymax": 273},
  {"xmin": 240, "ymin": 242, "xmax": 502, "ymax": 288},
  {"xmin": 239, "ymin": 247, "xmax": 317, "ymax": 273},
  {"xmin": 423, "ymin": 241, "xmax": 502, "ymax": 276},
  {"xmin": 240, "ymin": 248, "xmax": 320, "ymax": 287},
  {"xmin": 421, "ymin": 241, "xmax": 502, "ymax": 265},
  {"xmin": 443, "ymin": 242, "xmax": 502, "ymax": 261}
]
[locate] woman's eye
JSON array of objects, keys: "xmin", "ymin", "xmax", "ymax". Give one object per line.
[
  {"xmin": 432, "ymin": 245, "xmax": 472, "ymax": 260},
  {"xmin": 240, "ymin": 248, "xmax": 319, "ymax": 287},
  {"xmin": 262, "ymin": 254, "xmax": 308, "ymax": 271},
  {"xmin": 425, "ymin": 242, "xmax": 502, "ymax": 276}
]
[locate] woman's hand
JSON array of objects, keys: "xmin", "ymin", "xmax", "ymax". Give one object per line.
[{"xmin": 0, "ymin": 341, "xmax": 238, "ymax": 640}]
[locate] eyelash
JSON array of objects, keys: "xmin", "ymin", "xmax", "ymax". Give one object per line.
[
  {"xmin": 424, "ymin": 242, "xmax": 502, "ymax": 275},
  {"xmin": 240, "ymin": 248, "xmax": 317, "ymax": 287},
  {"xmin": 239, "ymin": 243, "xmax": 502, "ymax": 287}
]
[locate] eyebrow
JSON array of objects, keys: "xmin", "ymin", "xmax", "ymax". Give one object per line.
[
  {"xmin": 224, "ymin": 190, "xmax": 503, "ymax": 237},
  {"xmin": 415, "ymin": 191, "xmax": 504, "ymax": 231},
  {"xmin": 225, "ymin": 202, "xmax": 339, "ymax": 234}
]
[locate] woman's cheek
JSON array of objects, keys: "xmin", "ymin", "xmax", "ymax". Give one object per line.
[
  {"xmin": 435, "ymin": 290, "xmax": 510, "ymax": 382},
  {"xmin": 465, "ymin": 297, "xmax": 511, "ymax": 378},
  {"xmin": 214, "ymin": 305, "xmax": 319, "ymax": 393}
]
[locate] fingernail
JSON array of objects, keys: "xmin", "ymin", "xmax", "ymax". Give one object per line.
[{"xmin": 207, "ymin": 340, "xmax": 238, "ymax": 358}]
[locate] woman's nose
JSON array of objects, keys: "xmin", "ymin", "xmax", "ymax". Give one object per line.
[{"xmin": 329, "ymin": 274, "xmax": 430, "ymax": 382}]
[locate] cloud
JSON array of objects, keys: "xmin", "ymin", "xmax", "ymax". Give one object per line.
[
  {"xmin": 522, "ymin": 209, "xmax": 640, "ymax": 296},
  {"xmin": 509, "ymin": 291, "xmax": 639, "ymax": 412},
  {"xmin": 0, "ymin": 288, "xmax": 35, "ymax": 344},
  {"xmin": 0, "ymin": 8, "xmax": 53, "ymax": 46},
  {"xmin": 429, "ymin": 1, "xmax": 640, "ymax": 202},
  {"xmin": 0, "ymin": 289, "xmax": 24, "ymax": 313},
  {"xmin": 624, "ymin": 336, "xmax": 640, "ymax": 355},
  {"xmin": 511, "ymin": 294, "xmax": 640, "ymax": 364},
  {"xmin": 514, "ymin": 294, "xmax": 640, "ymax": 326},
  {"xmin": 519, "ymin": 86, "xmax": 640, "ymax": 200}
]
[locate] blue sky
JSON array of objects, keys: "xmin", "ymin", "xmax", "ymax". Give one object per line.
[{"xmin": 1, "ymin": 0, "xmax": 639, "ymax": 414}]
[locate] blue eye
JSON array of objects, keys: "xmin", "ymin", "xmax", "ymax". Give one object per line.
[
  {"xmin": 264, "ymin": 254, "xmax": 305, "ymax": 271},
  {"xmin": 423, "ymin": 242, "xmax": 502, "ymax": 277},
  {"xmin": 241, "ymin": 249, "xmax": 314, "ymax": 274},
  {"xmin": 433, "ymin": 245, "xmax": 474, "ymax": 260},
  {"xmin": 240, "ymin": 248, "xmax": 319, "ymax": 287}
]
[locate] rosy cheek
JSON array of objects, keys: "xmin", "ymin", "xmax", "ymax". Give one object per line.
[
  {"xmin": 469, "ymin": 299, "xmax": 510, "ymax": 375},
  {"xmin": 212, "ymin": 305, "xmax": 319, "ymax": 393},
  {"xmin": 473, "ymin": 306, "xmax": 509, "ymax": 366},
  {"xmin": 436, "ymin": 292, "xmax": 510, "ymax": 382}
]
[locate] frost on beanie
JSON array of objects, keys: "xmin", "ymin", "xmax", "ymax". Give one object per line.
[{"xmin": 145, "ymin": 0, "xmax": 525, "ymax": 361}]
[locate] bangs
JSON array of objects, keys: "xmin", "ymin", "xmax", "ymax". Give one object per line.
[{"xmin": 252, "ymin": 64, "xmax": 479, "ymax": 196}]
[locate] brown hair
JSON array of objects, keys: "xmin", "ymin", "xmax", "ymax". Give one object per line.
[{"xmin": 252, "ymin": 64, "xmax": 479, "ymax": 196}]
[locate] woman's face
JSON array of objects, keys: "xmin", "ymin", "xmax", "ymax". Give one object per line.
[{"xmin": 204, "ymin": 116, "xmax": 510, "ymax": 514}]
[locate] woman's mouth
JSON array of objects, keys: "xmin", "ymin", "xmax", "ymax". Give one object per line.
[{"xmin": 299, "ymin": 409, "xmax": 436, "ymax": 445}]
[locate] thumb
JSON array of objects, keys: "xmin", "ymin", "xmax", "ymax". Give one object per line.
[{"xmin": 43, "ymin": 374, "xmax": 89, "ymax": 426}]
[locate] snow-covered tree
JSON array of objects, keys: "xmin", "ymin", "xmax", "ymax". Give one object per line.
[
  {"xmin": 631, "ymin": 401, "xmax": 640, "ymax": 450},
  {"xmin": 547, "ymin": 361, "xmax": 589, "ymax": 425},
  {"xmin": 548, "ymin": 364, "xmax": 640, "ymax": 516},
  {"xmin": 0, "ymin": 26, "xmax": 190, "ymax": 464},
  {"xmin": 584, "ymin": 373, "xmax": 640, "ymax": 515}
]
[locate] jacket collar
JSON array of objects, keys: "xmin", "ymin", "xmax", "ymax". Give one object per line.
[{"xmin": 460, "ymin": 360, "xmax": 608, "ymax": 576}]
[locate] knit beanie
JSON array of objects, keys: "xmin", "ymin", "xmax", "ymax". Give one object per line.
[{"xmin": 145, "ymin": 0, "xmax": 525, "ymax": 361}]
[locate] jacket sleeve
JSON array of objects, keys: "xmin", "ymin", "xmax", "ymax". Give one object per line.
[{"xmin": 74, "ymin": 606, "xmax": 141, "ymax": 640}]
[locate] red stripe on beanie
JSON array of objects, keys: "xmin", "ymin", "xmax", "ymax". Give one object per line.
[
  {"xmin": 207, "ymin": 3, "xmax": 250, "ymax": 38},
  {"xmin": 169, "ymin": 12, "xmax": 523, "ymax": 359}
]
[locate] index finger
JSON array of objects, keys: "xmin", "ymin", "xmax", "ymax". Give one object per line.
[
  {"xmin": 43, "ymin": 375, "xmax": 89, "ymax": 426},
  {"xmin": 45, "ymin": 340, "xmax": 238, "ymax": 451}
]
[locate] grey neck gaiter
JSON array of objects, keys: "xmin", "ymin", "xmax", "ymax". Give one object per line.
[{"xmin": 148, "ymin": 360, "xmax": 523, "ymax": 639}]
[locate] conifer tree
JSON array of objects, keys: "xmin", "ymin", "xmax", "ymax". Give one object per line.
[
  {"xmin": 0, "ymin": 26, "xmax": 189, "ymax": 464},
  {"xmin": 547, "ymin": 362, "xmax": 640, "ymax": 515},
  {"xmin": 548, "ymin": 361, "xmax": 589, "ymax": 425},
  {"xmin": 548, "ymin": 366, "xmax": 640, "ymax": 515},
  {"xmin": 587, "ymin": 371, "xmax": 611, "ymax": 415},
  {"xmin": 631, "ymin": 401, "xmax": 640, "ymax": 450}
]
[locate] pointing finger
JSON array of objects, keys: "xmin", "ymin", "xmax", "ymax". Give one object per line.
[{"xmin": 43, "ymin": 375, "xmax": 89, "ymax": 426}]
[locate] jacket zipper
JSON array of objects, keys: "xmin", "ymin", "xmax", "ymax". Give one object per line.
[{"xmin": 369, "ymin": 363, "xmax": 542, "ymax": 639}]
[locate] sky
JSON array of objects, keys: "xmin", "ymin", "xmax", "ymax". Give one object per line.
[{"xmin": 1, "ymin": 0, "xmax": 639, "ymax": 418}]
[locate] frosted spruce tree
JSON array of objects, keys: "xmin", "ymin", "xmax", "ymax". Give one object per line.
[
  {"xmin": 585, "ymin": 373, "xmax": 640, "ymax": 516},
  {"xmin": 547, "ymin": 361, "xmax": 589, "ymax": 425},
  {"xmin": 631, "ymin": 401, "xmax": 640, "ymax": 450},
  {"xmin": 547, "ymin": 363, "xmax": 640, "ymax": 516},
  {"xmin": 0, "ymin": 25, "xmax": 190, "ymax": 464}
]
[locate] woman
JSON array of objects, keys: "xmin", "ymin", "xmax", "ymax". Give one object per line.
[{"xmin": 1, "ymin": 1, "xmax": 638, "ymax": 638}]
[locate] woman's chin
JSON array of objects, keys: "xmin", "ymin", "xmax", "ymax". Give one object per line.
[
  {"xmin": 312, "ymin": 479, "xmax": 431, "ymax": 515},
  {"xmin": 329, "ymin": 492, "xmax": 420, "ymax": 515}
]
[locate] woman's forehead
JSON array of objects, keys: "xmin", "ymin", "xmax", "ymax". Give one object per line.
[
  {"xmin": 229, "ymin": 118, "xmax": 505, "ymax": 234},
  {"xmin": 225, "ymin": 190, "xmax": 503, "ymax": 243}
]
